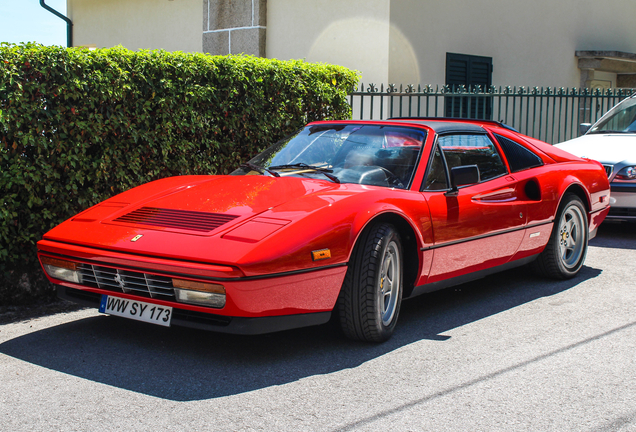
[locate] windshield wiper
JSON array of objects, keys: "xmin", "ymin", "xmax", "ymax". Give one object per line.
[
  {"xmin": 314, "ymin": 171, "xmax": 340, "ymax": 183},
  {"xmin": 269, "ymin": 163, "xmax": 341, "ymax": 184},
  {"xmin": 241, "ymin": 162, "xmax": 280, "ymax": 177},
  {"xmin": 588, "ymin": 130, "xmax": 636, "ymax": 134}
]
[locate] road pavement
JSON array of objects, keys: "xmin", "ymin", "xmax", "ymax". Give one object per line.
[{"xmin": 1, "ymin": 222, "xmax": 635, "ymax": 431}]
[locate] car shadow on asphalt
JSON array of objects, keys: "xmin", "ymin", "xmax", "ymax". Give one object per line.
[
  {"xmin": 0, "ymin": 263, "xmax": 601, "ymax": 402},
  {"xmin": 589, "ymin": 221, "xmax": 636, "ymax": 250}
]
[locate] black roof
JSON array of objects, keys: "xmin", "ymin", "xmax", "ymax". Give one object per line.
[
  {"xmin": 386, "ymin": 117, "xmax": 518, "ymax": 134},
  {"xmin": 394, "ymin": 120, "xmax": 485, "ymax": 134}
]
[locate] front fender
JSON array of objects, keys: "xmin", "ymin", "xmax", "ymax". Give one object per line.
[{"xmin": 233, "ymin": 188, "xmax": 432, "ymax": 277}]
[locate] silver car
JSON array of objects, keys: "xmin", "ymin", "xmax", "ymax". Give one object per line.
[{"xmin": 556, "ymin": 94, "xmax": 636, "ymax": 221}]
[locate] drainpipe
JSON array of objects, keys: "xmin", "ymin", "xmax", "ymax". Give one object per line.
[{"xmin": 39, "ymin": 0, "xmax": 73, "ymax": 47}]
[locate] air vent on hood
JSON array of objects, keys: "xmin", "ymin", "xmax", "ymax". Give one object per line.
[{"xmin": 113, "ymin": 207, "xmax": 239, "ymax": 232}]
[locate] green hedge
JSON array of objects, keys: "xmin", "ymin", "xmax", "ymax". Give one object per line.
[{"xmin": 0, "ymin": 43, "xmax": 359, "ymax": 304}]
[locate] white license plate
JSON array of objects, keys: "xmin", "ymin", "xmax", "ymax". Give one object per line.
[{"xmin": 99, "ymin": 295, "xmax": 172, "ymax": 327}]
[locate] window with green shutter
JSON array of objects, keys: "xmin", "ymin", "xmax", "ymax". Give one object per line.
[{"xmin": 445, "ymin": 53, "xmax": 493, "ymax": 119}]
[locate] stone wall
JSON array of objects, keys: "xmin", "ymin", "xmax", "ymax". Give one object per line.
[{"xmin": 203, "ymin": 0, "xmax": 266, "ymax": 56}]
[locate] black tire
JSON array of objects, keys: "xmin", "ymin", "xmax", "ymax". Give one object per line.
[
  {"xmin": 532, "ymin": 194, "xmax": 588, "ymax": 279},
  {"xmin": 337, "ymin": 223, "xmax": 403, "ymax": 342}
]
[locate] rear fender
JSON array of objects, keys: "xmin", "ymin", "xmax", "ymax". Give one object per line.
[
  {"xmin": 558, "ymin": 177, "xmax": 592, "ymax": 213},
  {"xmin": 555, "ymin": 175, "xmax": 609, "ymax": 236}
]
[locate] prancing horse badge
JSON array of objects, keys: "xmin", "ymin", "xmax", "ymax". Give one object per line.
[{"xmin": 131, "ymin": 235, "xmax": 143, "ymax": 242}]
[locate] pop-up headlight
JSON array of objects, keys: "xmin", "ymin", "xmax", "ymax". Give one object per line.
[{"xmin": 172, "ymin": 279, "xmax": 226, "ymax": 308}]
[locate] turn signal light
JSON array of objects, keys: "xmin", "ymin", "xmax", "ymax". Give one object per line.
[{"xmin": 172, "ymin": 279, "xmax": 225, "ymax": 293}]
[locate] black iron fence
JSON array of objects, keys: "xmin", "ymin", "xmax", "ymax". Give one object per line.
[{"xmin": 348, "ymin": 84, "xmax": 636, "ymax": 144}]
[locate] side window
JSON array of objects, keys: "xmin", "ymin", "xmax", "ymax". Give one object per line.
[
  {"xmin": 423, "ymin": 143, "xmax": 448, "ymax": 191},
  {"xmin": 494, "ymin": 134, "xmax": 543, "ymax": 173},
  {"xmin": 438, "ymin": 134, "xmax": 507, "ymax": 181}
]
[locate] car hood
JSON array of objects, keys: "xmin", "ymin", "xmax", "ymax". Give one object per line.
[
  {"xmin": 57, "ymin": 175, "xmax": 341, "ymax": 236},
  {"xmin": 116, "ymin": 175, "xmax": 336, "ymax": 220},
  {"xmin": 40, "ymin": 175, "xmax": 382, "ymax": 275},
  {"xmin": 555, "ymin": 134, "xmax": 636, "ymax": 164}
]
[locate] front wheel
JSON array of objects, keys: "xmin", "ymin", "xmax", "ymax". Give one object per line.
[
  {"xmin": 337, "ymin": 223, "xmax": 403, "ymax": 342},
  {"xmin": 533, "ymin": 194, "xmax": 588, "ymax": 279}
]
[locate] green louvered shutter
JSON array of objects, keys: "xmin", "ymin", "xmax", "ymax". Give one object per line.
[{"xmin": 445, "ymin": 53, "xmax": 493, "ymax": 119}]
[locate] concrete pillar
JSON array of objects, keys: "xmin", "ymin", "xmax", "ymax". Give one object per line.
[{"xmin": 202, "ymin": 0, "xmax": 266, "ymax": 56}]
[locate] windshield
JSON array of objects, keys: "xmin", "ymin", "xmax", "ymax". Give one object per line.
[
  {"xmin": 589, "ymin": 96, "xmax": 636, "ymax": 134},
  {"xmin": 232, "ymin": 124, "xmax": 426, "ymax": 189}
]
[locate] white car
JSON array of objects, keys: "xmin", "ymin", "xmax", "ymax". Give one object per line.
[{"xmin": 555, "ymin": 94, "xmax": 636, "ymax": 221}]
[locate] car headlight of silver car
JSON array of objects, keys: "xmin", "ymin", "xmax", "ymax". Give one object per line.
[{"xmin": 615, "ymin": 166, "xmax": 636, "ymax": 180}]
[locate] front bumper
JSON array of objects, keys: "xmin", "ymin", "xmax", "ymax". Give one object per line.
[
  {"xmin": 608, "ymin": 183, "xmax": 636, "ymax": 220},
  {"xmin": 58, "ymin": 286, "xmax": 332, "ymax": 334},
  {"xmin": 38, "ymin": 240, "xmax": 347, "ymax": 332}
]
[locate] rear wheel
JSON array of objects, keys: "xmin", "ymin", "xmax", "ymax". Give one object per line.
[
  {"xmin": 533, "ymin": 194, "xmax": 588, "ymax": 279},
  {"xmin": 337, "ymin": 223, "xmax": 403, "ymax": 342}
]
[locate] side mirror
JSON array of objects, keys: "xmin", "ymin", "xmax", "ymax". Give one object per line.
[
  {"xmin": 446, "ymin": 165, "xmax": 480, "ymax": 196},
  {"xmin": 579, "ymin": 123, "xmax": 592, "ymax": 135}
]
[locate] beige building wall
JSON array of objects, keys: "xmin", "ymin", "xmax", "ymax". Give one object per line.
[
  {"xmin": 389, "ymin": 0, "xmax": 636, "ymax": 88},
  {"xmin": 266, "ymin": 0, "xmax": 391, "ymax": 85},
  {"xmin": 267, "ymin": 0, "xmax": 636, "ymax": 88},
  {"xmin": 68, "ymin": 0, "xmax": 203, "ymax": 52}
]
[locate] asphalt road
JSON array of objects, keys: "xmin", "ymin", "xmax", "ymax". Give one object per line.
[{"xmin": 1, "ymin": 222, "xmax": 635, "ymax": 431}]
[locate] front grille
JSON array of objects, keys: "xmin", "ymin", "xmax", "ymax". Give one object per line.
[
  {"xmin": 603, "ymin": 164, "xmax": 613, "ymax": 177},
  {"xmin": 113, "ymin": 207, "xmax": 239, "ymax": 232},
  {"xmin": 78, "ymin": 263, "xmax": 175, "ymax": 300}
]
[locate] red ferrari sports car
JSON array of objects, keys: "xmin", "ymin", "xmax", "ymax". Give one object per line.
[{"xmin": 38, "ymin": 118, "xmax": 610, "ymax": 342}]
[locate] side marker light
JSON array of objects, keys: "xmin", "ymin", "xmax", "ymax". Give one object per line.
[{"xmin": 312, "ymin": 249, "xmax": 331, "ymax": 261}]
